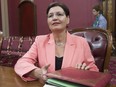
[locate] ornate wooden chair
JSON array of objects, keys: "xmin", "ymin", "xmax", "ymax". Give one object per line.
[{"xmin": 69, "ymin": 28, "xmax": 112, "ymax": 72}]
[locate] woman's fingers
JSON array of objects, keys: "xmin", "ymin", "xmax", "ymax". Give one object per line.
[
  {"xmin": 77, "ymin": 63, "xmax": 82, "ymax": 69},
  {"xmin": 43, "ymin": 64, "xmax": 50, "ymax": 70},
  {"xmin": 85, "ymin": 66, "xmax": 90, "ymax": 70},
  {"xmin": 42, "ymin": 64, "xmax": 50, "ymax": 74},
  {"xmin": 76, "ymin": 63, "xmax": 90, "ymax": 70},
  {"xmin": 41, "ymin": 64, "xmax": 50, "ymax": 80},
  {"xmin": 81, "ymin": 63, "xmax": 86, "ymax": 69}
]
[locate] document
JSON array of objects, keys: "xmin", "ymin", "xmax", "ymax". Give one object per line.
[
  {"xmin": 46, "ymin": 78, "xmax": 88, "ymax": 87},
  {"xmin": 46, "ymin": 67, "xmax": 111, "ymax": 87},
  {"xmin": 43, "ymin": 83, "xmax": 57, "ymax": 87}
]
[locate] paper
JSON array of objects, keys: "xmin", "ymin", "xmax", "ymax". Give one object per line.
[
  {"xmin": 46, "ymin": 67, "xmax": 111, "ymax": 87},
  {"xmin": 43, "ymin": 83, "xmax": 57, "ymax": 87},
  {"xmin": 46, "ymin": 78, "xmax": 87, "ymax": 87}
]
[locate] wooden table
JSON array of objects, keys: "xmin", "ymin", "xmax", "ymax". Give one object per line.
[
  {"xmin": 0, "ymin": 66, "xmax": 115, "ymax": 87},
  {"xmin": 0, "ymin": 66, "xmax": 44, "ymax": 87}
]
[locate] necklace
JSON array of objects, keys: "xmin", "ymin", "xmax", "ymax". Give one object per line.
[{"xmin": 55, "ymin": 42, "xmax": 65, "ymax": 46}]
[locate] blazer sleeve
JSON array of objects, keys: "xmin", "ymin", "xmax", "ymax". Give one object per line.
[
  {"xmin": 83, "ymin": 39, "xmax": 99, "ymax": 71},
  {"xmin": 14, "ymin": 37, "xmax": 40, "ymax": 81}
]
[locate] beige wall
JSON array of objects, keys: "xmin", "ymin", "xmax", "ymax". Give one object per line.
[{"xmin": 1, "ymin": 0, "xmax": 9, "ymax": 36}]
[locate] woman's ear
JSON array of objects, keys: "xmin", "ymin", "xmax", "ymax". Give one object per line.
[{"xmin": 67, "ymin": 16, "xmax": 70, "ymax": 24}]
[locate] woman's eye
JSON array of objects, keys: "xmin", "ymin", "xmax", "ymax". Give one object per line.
[
  {"xmin": 48, "ymin": 14, "xmax": 53, "ymax": 18},
  {"xmin": 47, "ymin": 12, "xmax": 64, "ymax": 18},
  {"xmin": 57, "ymin": 13, "xmax": 64, "ymax": 16}
]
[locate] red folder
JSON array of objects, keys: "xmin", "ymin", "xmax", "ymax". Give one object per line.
[{"xmin": 46, "ymin": 67, "xmax": 112, "ymax": 87}]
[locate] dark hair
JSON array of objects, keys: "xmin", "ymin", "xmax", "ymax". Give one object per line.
[
  {"xmin": 93, "ymin": 5, "xmax": 103, "ymax": 14},
  {"xmin": 46, "ymin": 2, "xmax": 70, "ymax": 17}
]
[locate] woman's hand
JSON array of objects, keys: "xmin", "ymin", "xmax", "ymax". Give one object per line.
[
  {"xmin": 29, "ymin": 64, "xmax": 50, "ymax": 81},
  {"xmin": 76, "ymin": 62, "xmax": 90, "ymax": 70},
  {"xmin": 40, "ymin": 64, "xmax": 50, "ymax": 80}
]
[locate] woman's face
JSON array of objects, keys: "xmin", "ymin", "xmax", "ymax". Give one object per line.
[
  {"xmin": 92, "ymin": 9, "xmax": 99, "ymax": 16},
  {"xmin": 47, "ymin": 6, "xmax": 69, "ymax": 32}
]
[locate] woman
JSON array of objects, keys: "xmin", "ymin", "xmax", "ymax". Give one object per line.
[
  {"xmin": 14, "ymin": 2, "xmax": 98, "ymax": 82},
  {"xmin": 92, "ymin": 5, "xmax": 107, "ymax": 29}
]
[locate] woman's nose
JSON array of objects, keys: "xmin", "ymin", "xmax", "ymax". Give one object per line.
[{"xmin": 52, "ymin": 15, "xmax": 58, "ymax": 20}]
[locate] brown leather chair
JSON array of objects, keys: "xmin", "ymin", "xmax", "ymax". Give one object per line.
[{"xmin": 69, "ymin": 28, "xmax": 112, "ymax": 72}]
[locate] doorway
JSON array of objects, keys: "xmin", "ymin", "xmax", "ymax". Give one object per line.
[{"xmin": 18, "ymin": 0, "xmax": 37, "ymax": 36}]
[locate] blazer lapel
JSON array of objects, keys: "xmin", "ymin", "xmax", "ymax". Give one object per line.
[
  {"xmin": 62, "ymin": 32, "xmax": 76, "ymax": 68},
  {"xmin": 45, "ymin": 34, "xmax": 55, "ymax": 71},
  {"xmin": 45, "ymin": 33, "xmax": 76, "ymax": 71}
]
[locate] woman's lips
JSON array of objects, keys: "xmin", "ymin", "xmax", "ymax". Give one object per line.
[{"xmin": 52, "ymin": 22, "xmax": 60, "ymax": 25}]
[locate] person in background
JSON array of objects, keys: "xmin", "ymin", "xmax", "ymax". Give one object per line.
[
  {"xmin": 92, "ymin": 5, "xmax": 107, "ymax": 29},
  {"xmin": 14, "ymin": 2, "xmax": 99, "ymax": 82}
]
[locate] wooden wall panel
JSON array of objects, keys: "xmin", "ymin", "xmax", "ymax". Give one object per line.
[
  {"xmin": 0, "ymin": 1, "xmax": 2, "ymax": 31},
  {"xmin": 18, "ymin": 0, "xmax": 37, "ymax": 36}
]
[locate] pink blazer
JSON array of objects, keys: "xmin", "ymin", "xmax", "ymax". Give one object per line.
[{"xmin": 14, "ymin": 32, "xmax": 98, "ymax": 81}]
